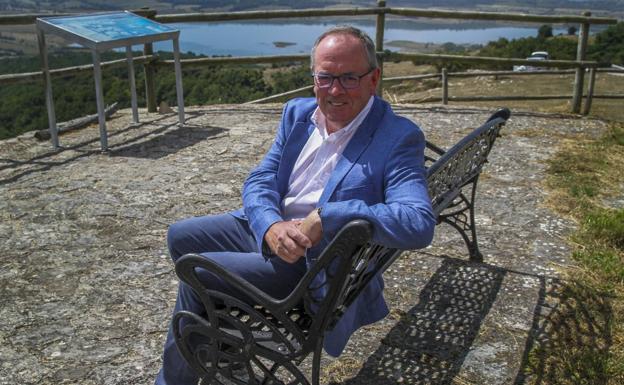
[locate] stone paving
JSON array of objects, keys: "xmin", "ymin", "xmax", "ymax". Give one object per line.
[{"xmin": 0, "ymin": 103, "xmax": 608, "ymax": 385}]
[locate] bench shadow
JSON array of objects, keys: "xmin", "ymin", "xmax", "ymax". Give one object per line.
[
  {"xmin": 333, "ymin": 258, "xmax": 505, "ymax": 385},
  {"xmin": 513, "ymin": 277, "xmax": 613, "ymax": 385}
]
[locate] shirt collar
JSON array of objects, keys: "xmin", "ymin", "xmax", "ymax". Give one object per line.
[{"xmin": 311, "ymin": 96, "xmax": 375, "ymax": 139}]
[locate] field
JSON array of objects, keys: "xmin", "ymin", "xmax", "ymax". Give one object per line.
[{"xmin": 382, "ymin": 61, "xmax": 624, "ymax": 123}]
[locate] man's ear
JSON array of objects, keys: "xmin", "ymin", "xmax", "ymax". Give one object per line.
[{"xmin": 370, "ymin": 67, "xmax": 381, "ymax": 94}]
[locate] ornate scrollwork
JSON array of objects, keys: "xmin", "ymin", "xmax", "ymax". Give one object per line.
[
  {"xmin": 173, "ymin": 294, "xmax": 310, "ymax": 384},
  {"xmin": 425, "ymin": 117, "xmax": 506, "ymax": 261}
]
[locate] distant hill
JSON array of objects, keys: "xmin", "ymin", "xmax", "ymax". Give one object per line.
[{"xmin": 1, "ymin": 0, "xmax": 623, "ymax": 15}]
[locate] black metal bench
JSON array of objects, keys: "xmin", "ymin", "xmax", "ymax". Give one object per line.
[{"xmin": 172, "ymin": 108, "xmax": 511, "ymax": 385}]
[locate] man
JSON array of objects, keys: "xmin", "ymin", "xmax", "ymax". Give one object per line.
[{"xmin": 155, "ymin": 26, "xmax": 435, "ymax": 385}]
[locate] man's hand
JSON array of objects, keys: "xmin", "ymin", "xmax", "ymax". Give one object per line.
[
  {"xmin": 265, "ymin": 221, "xmax": 312, "ymax": 263},
  {"xmin": 298, "ymin": 209, "xmax": 323, "ymax": 247}
]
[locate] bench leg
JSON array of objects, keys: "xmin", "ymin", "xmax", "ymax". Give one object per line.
[
  {"xmin": 311, "ymin": 338, "xmax": 324, "ymax": 385},
  {"xmin": 439, "ymin": 177, "xmax": 484, "ymax": 262}
]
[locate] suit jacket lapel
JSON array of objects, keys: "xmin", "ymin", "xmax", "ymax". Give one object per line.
[
  {"xmin": 319, "ymin": 97, "xmax": 385, "ymax": 204},
  {"xmin": 277, "ymin": 120, "xmax": 315, "ymax": 195}
]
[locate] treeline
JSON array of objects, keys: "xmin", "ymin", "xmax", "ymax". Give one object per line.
[
  {"xmin": 431, "ymin": 22, "xmax": 623, "ymax": 72},
  {"xmin": 479, "ymin": 22, "xmax": 624, "ymax": 65},
  {"xmin": 1, "ymin": 22, "xmax": 623, "ymax": 140},
  {"xmin": 0, "ymin": 50, "xmax": 310, "ymax": 139}
]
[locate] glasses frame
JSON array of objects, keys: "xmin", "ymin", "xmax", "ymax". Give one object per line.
[{"xmin": 311, "ymin": 68, "xmax": 375, "ymax": 90}]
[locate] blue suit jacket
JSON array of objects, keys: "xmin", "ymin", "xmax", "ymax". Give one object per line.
[{"xmin": 232, "ymin": 96, "xmax": 435, "ymax": 356}]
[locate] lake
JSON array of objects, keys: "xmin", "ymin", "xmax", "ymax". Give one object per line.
[{"xmin": 153, "ymin": 20, "xmax": 567, "ymax": 56}]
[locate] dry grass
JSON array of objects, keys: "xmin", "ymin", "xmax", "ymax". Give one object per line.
[
  {"xmin": 523, "ymin": 122, "xmax": 624, "ymax": 385},
  {"xmin": 382, "ymin": 62, "xmax": 624, "ymax": 123},
  {"xmin": 322, "ymin": 357, "xmax": 363, "ymax": 384}
]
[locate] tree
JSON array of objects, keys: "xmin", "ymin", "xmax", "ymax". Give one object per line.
[
  {"xmin": 538, "ymin": 24, "xmax": 553, "ymax": 40},
  {"xmin": 568, "ymin": 26, "xmax": 577, "ymax": 36},
  {"xmin": 588, "ymin": 22, "xmax": 624, "ymax": 65}
]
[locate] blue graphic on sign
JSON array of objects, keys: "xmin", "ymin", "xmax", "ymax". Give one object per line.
[{"xmin": 44, "ymin": 12, "xmax": 176, "ymax": 43}]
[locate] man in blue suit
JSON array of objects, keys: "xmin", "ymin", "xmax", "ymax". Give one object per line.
[{"xmin": 155, "ymin": 26, "xmax": 435, "ymax": 385}]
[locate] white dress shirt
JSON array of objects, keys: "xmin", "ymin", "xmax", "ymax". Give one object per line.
[{"xmin": 281, "ymin": 96, "xmax": 375, "ymax": 221}]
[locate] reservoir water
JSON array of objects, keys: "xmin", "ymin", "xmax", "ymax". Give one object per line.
[{"xmin": 153, "ymin": 21, "xmax": 567, "ymax": 56}]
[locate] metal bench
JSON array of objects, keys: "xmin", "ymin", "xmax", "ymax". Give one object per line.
[{"xmin": 172, "ymin": 108, "xmax": 511, "ymax": 385}]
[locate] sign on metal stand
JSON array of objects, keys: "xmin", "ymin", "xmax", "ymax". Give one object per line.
[{"xmin": 36, "ymin": 11, "xmax": 185, "ymax": 151}]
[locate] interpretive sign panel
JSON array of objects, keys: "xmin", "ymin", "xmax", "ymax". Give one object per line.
[
  {"xmin": 36, "ymin": 12, "xmax": 184, "ymax": 151},
  {"xmin": 37, "ymin": 12, "xmax": 179, "ymax": 51}
]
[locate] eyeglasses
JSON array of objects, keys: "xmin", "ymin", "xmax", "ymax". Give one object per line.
[{"xmin": 312, "ymin": 68, "xmax": 375, "ymax": 89}]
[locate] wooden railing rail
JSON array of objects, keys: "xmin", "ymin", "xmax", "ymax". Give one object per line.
[
  {"xmin": 386, "ymin": 7, "xmax": 615, "ymax": 24},
  {"xmin": 155, "ymin": 53, "xmax": 606, "ymax": 69},
  {"xmin": 145, "ymin": 6, "xmax": 616, "ymax": 25},
  {"xmin": 155, "ymin": 54, "xmax": 310, "ymax": 68},
  {"xmin": 386, "ymin": 52, "xmax": 606, "ymax": 69},
  {"xmin": 0, "ymin": 55, "xmax": 157, "ymax": 85},
  {"xmin": 0, "ymin": 6, "xmax": 616, "ymax": 26}
]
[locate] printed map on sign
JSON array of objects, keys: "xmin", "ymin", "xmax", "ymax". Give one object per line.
[{"xmin": 44, "ymin": 12, "xmax": 176, "ymax": 43}]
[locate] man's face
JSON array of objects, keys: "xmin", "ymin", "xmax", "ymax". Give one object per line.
[{"xmin": 312, "ymin": 33, "xmax": 380, "ymax": 134}]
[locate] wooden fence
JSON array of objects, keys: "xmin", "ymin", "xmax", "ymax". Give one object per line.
[{"xmin": 0, "ymin": 1, "xmax": 619, "ymax": 115}]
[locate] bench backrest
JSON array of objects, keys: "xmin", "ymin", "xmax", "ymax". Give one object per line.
[{"xmin": 427, "ymin": 108, "xmax": 510, "ymax": 215}]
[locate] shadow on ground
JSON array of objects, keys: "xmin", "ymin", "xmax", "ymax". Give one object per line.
[
  {"xmin": 109, "ymin": 125, "xmax": 226, "ymax": 159},
  {"xmin": 514, "ymin": 277, "xmax": 614, "ymax": 385},
  {"xmin": 332, "ymin": 258, "xmax": 506, "ymax": 385},
  {"xmin": 0, "ymin": 114, "xmax": 226, "ymax": 184}
]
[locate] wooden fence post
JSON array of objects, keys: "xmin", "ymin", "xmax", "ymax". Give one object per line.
[
  {"xmin": 442, "ymin": 68, "xmax": 449, "ymax": 105},
  {"xmin": 142, "ymin": 8, "xmax": 158, "ymax": 113},
  {"xmin": 582, "ymin": 67, "xmax": 596, "ymax": 115},
  {"xmin": 375, "ymin": 0, "xmax": 386, "ymax": 96},
  {"xmin": 572, "ymin": 11, "xmax": 591, "ymax": 113}
]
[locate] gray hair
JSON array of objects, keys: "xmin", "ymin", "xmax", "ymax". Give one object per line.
[{"xmin": 310, "ymin": 25, "xmax": 378, "ymax": 71}]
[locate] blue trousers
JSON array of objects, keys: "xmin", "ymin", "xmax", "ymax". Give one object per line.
[{"xmin": 154, "ymin": 213, "xmax": 307, "ymax": 385}]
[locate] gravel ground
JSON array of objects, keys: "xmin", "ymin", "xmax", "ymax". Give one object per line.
[{"xmin": 0, "ymin": 103, "xmax": 608, "ymax": 385}]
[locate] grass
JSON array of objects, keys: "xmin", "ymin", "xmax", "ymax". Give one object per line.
[
  {"xmin": 383, "ymin": 65, "xmax": 624, "ymax": 123},
  {"xmin": 522, "ymin": 121, "xmax": 624, "ymax": 385}
]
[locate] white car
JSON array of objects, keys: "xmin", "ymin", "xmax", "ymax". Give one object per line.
[{"xmin": 514, "ymin": 51, "xmax": 549, "ymax": 72}]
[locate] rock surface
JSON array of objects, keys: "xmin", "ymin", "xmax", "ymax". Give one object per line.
[{"xmin": 0, "ymin": 103, "xmax": 608, "ymax": 384}]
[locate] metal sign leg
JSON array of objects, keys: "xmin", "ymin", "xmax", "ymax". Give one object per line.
[
  {"xmin": 92, "ymin": 50, "xmax": 108, "ymax": 151},
  {"xmin": 126, "ymin": 45, "xmax": 139, "ymax": 124},
  {"xmin": 172, "ymin": 37, "xmax": 185, "ymax": 125},
  {"xmin": 37, "ymin": 29, "xmax": 59, "ymax": 148}
]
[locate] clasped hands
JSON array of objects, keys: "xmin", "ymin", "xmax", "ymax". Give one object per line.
[{"xmin": 264, "ymin": 209, "xmax": 323, "ymax": 263}]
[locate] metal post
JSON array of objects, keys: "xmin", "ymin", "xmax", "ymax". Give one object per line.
[
  {"xmin": 92, "ymin": 49, "xmax": 108, "ymax": 151},
  {"xmin": 126, "ymin": 45, "xmax": 139, "ymax": 123},
  {"xmin": 143, "ymin": 42, "xmax": 157, "ymax": 113},
  {"xmin": 37, "ymin": 28, "xmax": 59, "ymax": 148},
  {"xmin": 582, "ymin": 67, "xmax": 596, "ymax": 115},
  {"xmin": 142, "ymin": 8, "xmax": 158, "ymax": 113},
  {"xmin": 572, "ymin": 11, "xmax": 590, "ymax": 113},
  {"xmin": 442, "ymin": 68, "xmax": 449, "ymax": 105},
  {"xmin": 375, "ymin": 0, "xmax": 386, "ymax": 96},
  {"xmin": 172, "ymin": 37, "xmax": 185, "ymax": 125}
]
